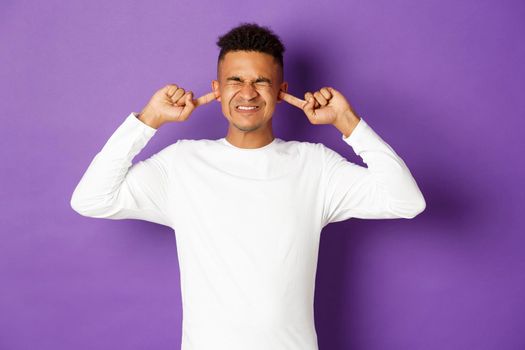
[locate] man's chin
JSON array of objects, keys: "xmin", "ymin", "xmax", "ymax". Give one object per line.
[
  {"xmin": 233, "ymin": 109, "xmax": 261, "ymax": 118},
  {"xmin": 231, "ymin": 121, "xmax": 262, "ymax": 132},
  {"xmin": 224, "ymin": 112, "xmax": 273, "ymax": 132}
]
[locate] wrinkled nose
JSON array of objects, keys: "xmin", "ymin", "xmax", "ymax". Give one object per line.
[{"xmin": 239, "ymin": 82, "xmax": 259, "ymax": 100}]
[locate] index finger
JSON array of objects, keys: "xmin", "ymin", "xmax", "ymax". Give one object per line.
[
  {"xmin": 194, "ymin": 91, "xmax": 217, "ymax": 107},
  {"xmin": 279, "ymin": 91, "xmax": 307, "ymax": 109}
]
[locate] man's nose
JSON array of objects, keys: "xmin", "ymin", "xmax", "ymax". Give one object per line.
[{"xmin": 238, "ymin": 82, "xmax": 259, "ymax": 100}]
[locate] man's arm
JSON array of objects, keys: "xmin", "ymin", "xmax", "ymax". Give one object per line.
[
  {"xmin": 70, "ymin": 112, "xmax": 176, "ymax": 227},
  {"xmin": 321, "ymin": 117, "xmax": 426, "ymax": 226},
  {"xmin": 279, "ymin": 87, "xmax": 426, "ymax": 226},
  {"xmin": 70, "ymin": 85, "xmax": 216, "ymax": 227}
]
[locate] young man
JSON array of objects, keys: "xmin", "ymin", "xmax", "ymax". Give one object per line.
[{"xmin": 71, "ymin": 23, "xmax": 426, "ymax": 350}]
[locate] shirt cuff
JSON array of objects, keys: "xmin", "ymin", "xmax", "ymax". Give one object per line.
[
  {"xmin": 125, "ymin": 112, "xmax": 159, "ymax": 136},
  {"xmin": 341, "ymin": 117, "xmax": 368, "ymax": 146}
]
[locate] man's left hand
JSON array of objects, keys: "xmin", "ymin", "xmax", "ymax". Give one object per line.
[{"xmin": 279, "ymin": 87, "xmax": 361, "ymax": 137}]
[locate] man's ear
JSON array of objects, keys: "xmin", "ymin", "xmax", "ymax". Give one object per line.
[
  {"xmin": 211, "ymin": 80, "xmax": 221, "ymax": 102},
  {"xmin": 277, "ymin": 81, "xmax": 288, "ymax": 103}
]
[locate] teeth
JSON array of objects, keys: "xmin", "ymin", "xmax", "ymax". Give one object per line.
[{"xmin": 238, "ymin": 106, "xmax": 258, "ymax": 110}]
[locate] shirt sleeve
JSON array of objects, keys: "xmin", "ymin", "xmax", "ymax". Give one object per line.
[
  {"xmin": 70, "ymin": 112, "xmax": 176, "ymax": 228},
  {"xmin": 321, "ymin": 117, "xmax": 426, "ymax": 226}
]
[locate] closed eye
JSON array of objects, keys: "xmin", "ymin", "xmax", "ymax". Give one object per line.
[{"xmin": 226, "ymin": 76, "xmax": 272, "ymax": 86}]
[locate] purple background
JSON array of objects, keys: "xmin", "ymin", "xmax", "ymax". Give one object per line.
[{"xmin": 1, "ymin": 0, "xmax": 524, "ymax": 349}]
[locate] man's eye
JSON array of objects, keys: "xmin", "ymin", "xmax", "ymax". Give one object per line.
[{"xmin": 226, "ymin": 81, "xmax": 270, "ymax": 88}]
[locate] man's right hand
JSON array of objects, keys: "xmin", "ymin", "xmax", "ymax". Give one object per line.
[{"xmin": 138, "ymin": 84, "xmax": 217, "ymax": 129}]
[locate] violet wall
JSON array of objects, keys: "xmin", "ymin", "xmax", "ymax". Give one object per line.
[{"xmin": 1, "ymin": 0, "xmax": 524, "ymax": 349}]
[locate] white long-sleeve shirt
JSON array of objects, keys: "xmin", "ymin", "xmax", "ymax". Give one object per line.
[{"xmin": 70, "ymin": 112, "xmax": 426, "ymax": 350}]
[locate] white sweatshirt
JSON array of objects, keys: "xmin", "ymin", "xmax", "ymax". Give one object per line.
[{"xmin": 70, "ymin": 112, "xmax": 426, "ymax": 350}]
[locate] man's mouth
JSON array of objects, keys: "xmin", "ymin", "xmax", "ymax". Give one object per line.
[
  {"xmin": 235, "ymin": 104, "xmax": 261, "ymax": 114},
  {"xmin": 236, "ymin": 105, "xmax": 260, "ymax": 111}
]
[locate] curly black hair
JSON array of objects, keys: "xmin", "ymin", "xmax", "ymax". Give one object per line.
[{"xmin": 216, "ymin": 22, "xmax": 286, "ymax": 71}]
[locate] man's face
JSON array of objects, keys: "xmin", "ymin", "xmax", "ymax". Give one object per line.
[{"xmin": 212, "ymin": 50, "xmax": 288, "ymax": 133}]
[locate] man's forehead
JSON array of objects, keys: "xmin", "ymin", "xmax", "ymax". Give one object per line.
[{"xmin": 218, "ymin": 51, "xmax": 279, "ymax": 77}]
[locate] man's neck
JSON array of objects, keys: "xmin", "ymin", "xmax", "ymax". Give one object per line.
[{"xmin": 225, "ymin": 130, "xmax": 275, "ymax": 149}]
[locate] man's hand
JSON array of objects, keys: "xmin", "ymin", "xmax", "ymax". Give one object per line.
[
  {"xmin": 279, "ymin": 87, "xmax": 361, "ymax": 137},
  {"xmin": 139, "ymin": 84, "xmax": 217, "ymax": 129}
]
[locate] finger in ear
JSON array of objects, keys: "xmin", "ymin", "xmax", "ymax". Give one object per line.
[{"xmin": 278, "ymin": 90, "xmax": 286, "ymax": 102}]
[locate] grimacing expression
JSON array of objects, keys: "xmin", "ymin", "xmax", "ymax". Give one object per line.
[{"xmin": 212, "ymin": 51, "xmax": 288, "ymax": 132}]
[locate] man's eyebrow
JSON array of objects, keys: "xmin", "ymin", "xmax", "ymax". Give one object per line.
[
  {"xmin": 255, "ymin": 76, "xmax": 272, "ymax": 84},
  {"xmin": 226, "ymin": 75, "xmax": 272, "ymax": 84},
  {"xmin": 226, "ymin": 76, "xmax": 242, "ymax": 82}
]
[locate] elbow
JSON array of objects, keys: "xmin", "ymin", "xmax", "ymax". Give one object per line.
[
  {"xmin": 402, "ymin": 194, "xmax": 427, "ymax": 219},
  {"xmin": 388, "ymin": 193, "xmax": 426, "ymax": 219},
  {"xmin": 70, "ymin": 181, "xmax": 121, "ymax": 219},
  {"xmin": 70, "ymin": 189, "xmax": 112, "ymax": 218},
  {"xmin": 70, "ymin": 191, "xmax": 91, "ymax": 217},
  {"xmin": 406, "ymin": 197, "xmax": 426, "ymax": 219}
]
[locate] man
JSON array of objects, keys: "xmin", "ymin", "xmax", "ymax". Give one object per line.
[{"xmin": 71, "ymin": 23, "xmax": 426, "ymax": 350}]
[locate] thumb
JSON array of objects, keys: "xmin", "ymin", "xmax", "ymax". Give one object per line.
[
  {"xmin": 303, "ymin": 96, "xmax": 316, "ymax": 120},
  {"xmin": 180, "ymin": 92, "xmax": 195, "ymax": 118}
]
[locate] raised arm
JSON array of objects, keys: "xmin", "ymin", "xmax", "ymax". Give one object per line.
[
  {"xmin": 70, "ymin": 84, "xmax": 217, "ymax": 227},
  {"xmin": 279, "ymin": 86, "xmax": 426, "ymax": 226}
]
